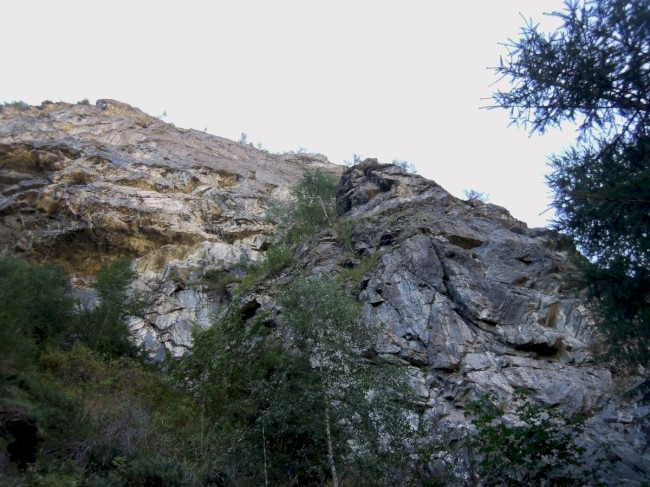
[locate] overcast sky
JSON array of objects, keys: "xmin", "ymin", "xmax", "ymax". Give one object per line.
[{"xmin": 1, "ymin": 0, "xmax": 576, "ymax": 228}]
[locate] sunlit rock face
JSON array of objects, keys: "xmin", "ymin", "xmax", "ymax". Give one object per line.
[
  {"xmin": 0, "ymin": 99, "xmax": 341, "ymax": 356},
  {"xmin": 1, "ymin": 103, "xmax": 647, "ymax": 483}
]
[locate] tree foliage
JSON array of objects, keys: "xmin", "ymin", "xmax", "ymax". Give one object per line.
[
  {"xmin": 251, "ymin": 168, "xmax": 340, "ymax": 283},
  {"xmin": 465, "ymin": 390, "xmax": 604, "ymax": 486},
  {"xmin": 268, "ymin": 169, "xmax": 339, "ymax": 245},
  {"xmin": 492, "ymin": 0, "xmax": 650, "ymax": 368},
  {"xmin": 0, "ymin": 258, "xmax": 203, "ymax": 485},
  {"xmin": 171, "ymin": 307, "xmax": 285, "ymax": 485},
  {"xmin": 174, "ymin": 276, "xmax": 416, "ymax": 486},
  {"xmin": 72, "ymin": 258, "xmax": 146, "ymax": 359},
  {"xmin": 277, "ymin": 277, "xmax": 415, "ymax": 486},
  {"xmin": 0, "ymin": 257, "xmax": 73, "ymax": 368}
]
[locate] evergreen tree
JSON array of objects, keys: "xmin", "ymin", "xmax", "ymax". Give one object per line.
[
  {"xmin": 0, "ymin": 257, "xmax": 73, "ymax": 368},
  {"xmin": 72, "ymin": 258, "xmax": 146, "ymax": 359},
  {"xmin": 492, "ymin": 0, "xmax": 650, "ymax": 368}
]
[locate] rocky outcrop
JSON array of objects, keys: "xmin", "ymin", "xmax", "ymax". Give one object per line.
[
  {"xmin": 0, "ymin": 100, "xmax": 341, "ymax": 357},
  {"xmin": 250, "ymin": 160, "xmax": 649, "ymax": 484},
  {"xmin": 1, "ymin": 102, "xmax": 647, "ymax": 483}
]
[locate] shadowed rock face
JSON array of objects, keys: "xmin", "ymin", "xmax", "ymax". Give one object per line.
[
  {"xmin": 0, "ymin": 99, "xmax": 341, "ymax": 356},
  {"xmin": 0, "ymin": 408, "xmax": 41, "ymax": 472},
  {"xmin": 1, "ymin": 104, "xmax": 648, "ymax": 483},
  {"xmin": 282, "ymin": 160, "xmax": 647, "ymax": 484}
]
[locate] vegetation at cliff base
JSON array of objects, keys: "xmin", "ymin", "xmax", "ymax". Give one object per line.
[
  {"xmin": 0, "ymin": 258, "xmax": 196, "ymax": 486},
  {"xmin": 0, "ymin": 255, "xmax": 421, "ymax": 485},
  {"xmin": 0, "ymin": 258, "xmax": 73, "ymax": 369},
  {"xmin": 173, "ymin": 272, "xmax": 418, "ymax": 486}
]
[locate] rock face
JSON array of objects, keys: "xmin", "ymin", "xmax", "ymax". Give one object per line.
[
  {"xmin": 0, "ymin": 100, "xmax": 341, "ymax": 357},
  {"xmin": 1, "ymin": 102, "xmax": 648, "ymax": 483},
  {"xmin": 254, "ymin": 160, "xmax": 649, "ymax": 484}
]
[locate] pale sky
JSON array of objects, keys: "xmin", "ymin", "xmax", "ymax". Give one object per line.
[{"xmin": 1, "ymin": 0, "xmax": 576, "ymax": 228}]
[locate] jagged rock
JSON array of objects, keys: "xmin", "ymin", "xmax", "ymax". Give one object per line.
[
  {"xmin": 334, "ymin": 160, "xmax": 648, "ymax": 484},
  {"xmin": 1, "ymin": 105, "xmax": 647, "ymax": 484},
  {"xmin": 0, "ymin": 100, "xmax": 341, "ymax": 355}
]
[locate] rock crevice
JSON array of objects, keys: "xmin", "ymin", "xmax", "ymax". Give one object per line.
[{"xmin": 1, "ymin": 103, "xmax": 647, "ymax": 484}]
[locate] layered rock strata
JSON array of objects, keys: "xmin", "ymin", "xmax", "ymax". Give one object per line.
[
  {"xmin": 0, "ymin": 99, "xmax": 340, "ymax": 357},
  {"xmin": 1, "ymin": 101, "xmax": 647, "ymax": 483}
]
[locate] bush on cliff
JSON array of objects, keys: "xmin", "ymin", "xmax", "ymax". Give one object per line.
[
  {"xmin": 465, "ymin": 389, "xmax": 605, "ymax": 486},
  {"xmin": 70, "ymin": 258, "xmax": 146, "ymax": 360}
]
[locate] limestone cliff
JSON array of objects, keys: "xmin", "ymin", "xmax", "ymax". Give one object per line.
[
  {"xmin": 0, "ymin": 99, "xmax": 340, "ymax": 357},
  {"xmin": 0, "ymin": 101, "xmax": 647, "ymax": 484}
]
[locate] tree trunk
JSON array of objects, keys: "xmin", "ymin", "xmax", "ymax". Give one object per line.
[
  {"xmin": 324, "ymin": 401, "xmax": 339, "ymax": 487},
  {"xmin": 318, "ymin": 352, "xmax": 339, "ymax": 487},
  {"xmin": 309, "ymin": 180, "xmax": 331, "ymax": 225},
  {"xmin": 316, "ymin": 192, "xmax": 331, "ymax": 225},
  {"xmin": 262, "ymin": 426, "xmax": 269, "ymax": 487}
]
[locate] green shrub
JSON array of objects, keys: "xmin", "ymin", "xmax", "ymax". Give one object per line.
[
  {"xmin": 392, "ymin": 158, "xmax": 417, "ymax": 173},
  {"xmin": 201, "ymin": 268, "xmax": 240, "ymax": 295},
  {"xmin": 260, "ymin": 243, "xmax": 294, "ymax": 277},
  {"xmin": 39, "ymin": 344, "xmax": 207, "ymax": 480},
  {"xmin": 4, "ymin": 470, "xmax": 82, "ymax": 487},
  {"xmin": 340, "ymin": 251, "xmax": 379, "ymax": 287},
  {"xmin": 1, "ymin": 100, "xmax": 29, "ymax": 109},
  {"xmin": 267, "ymin": 169, "xmax": 338, "ymax": 245},
  {"xmin": 71, "ymin": 258, "xmax": 146, "ymax": 360},
  {"xmin": 117, "ymin": 455, "xmax": 188, "ymax": 486},
  {"xmin": 334, "ymin": 218, "xmax": 355, "ymax": 252},
  {"xmin": 229, "ymin": 244, "xmax": 294, "ymax": 294},
  {"xmin": 0, "ymin": 257, "xmax": 73, "ymax": 369},
  {"xmin": 464, "ymin": 389, "xmax": 605, "ymax": 486}
]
